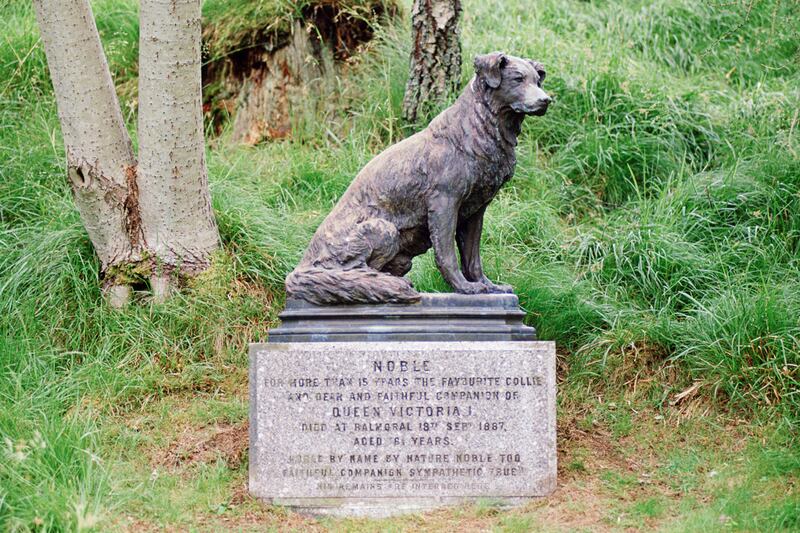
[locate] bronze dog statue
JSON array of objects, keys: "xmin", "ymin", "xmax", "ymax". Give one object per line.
[{"xmin": 286, "ymin": 52, "xmax": 550, "ymax": 305}]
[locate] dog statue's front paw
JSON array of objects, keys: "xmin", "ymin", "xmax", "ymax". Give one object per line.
[
  {"xmin": 480, "ymin": 277, "xmax": 514, "ymax": 294},
  {"xmin": 454, "ymin": 281, "xmax": 491, "ymax": 295},
  {"xmin": 488, "ymin": 283, "xmax": 514, "ymax": 294},
  {"xmin": 454, "ymin": 280, "xmax": 513, "ymax": 295}
]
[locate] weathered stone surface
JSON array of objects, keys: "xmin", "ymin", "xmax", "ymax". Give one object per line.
[
  {"xmin": 249, "ymin": 341, "xmax": 556, "ymax": 516},
  {"xmin": 268, "ymin": 293, "xmax": 536, "ymax": 343}
]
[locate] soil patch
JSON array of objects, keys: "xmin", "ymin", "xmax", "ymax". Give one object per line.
[{"xmin": 156, "ymin": 422, "xmax": 249, "ymax": 470}]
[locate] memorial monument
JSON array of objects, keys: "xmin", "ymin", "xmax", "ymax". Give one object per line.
[{"xmin": 250, "ymin": 52, "xmax": 557, "ymax": 516}]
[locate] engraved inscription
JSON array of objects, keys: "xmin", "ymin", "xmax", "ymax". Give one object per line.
[{"xmin": 251, "ymin": 343, "xmax": 555, "ymax": 499}]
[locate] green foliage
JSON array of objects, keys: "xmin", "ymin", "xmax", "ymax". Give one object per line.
[
  {"xmin": 664, "ymin": 426, "xmax": 800, "ymax": 531},
  {"xmin": 1, "ymin": 0, "xmax": 799, "ymax": 529},
  {"xmin": 672, "ymin": 282, "xmax": 800, "ymax": 413},
  {"xmin": 0, "ymin": 388, "xmax": 108, "ymax": 532},
  {"xmin": 600, "ymin": 0, "xmax": 800, "ymax": 84}
]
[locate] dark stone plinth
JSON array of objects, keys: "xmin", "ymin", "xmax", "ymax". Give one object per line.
[{"xmin": 267, "ymin": 293, "xmax": 536, "ymax": 343}]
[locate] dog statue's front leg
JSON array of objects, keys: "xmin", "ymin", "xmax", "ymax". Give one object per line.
[
  {"xmin": 429, "ymin": 196, "xmax": 489, "ymax": 295},
  {"xmin": 456, "ymin": 205, "xmax": 513, "ymax": 293}
]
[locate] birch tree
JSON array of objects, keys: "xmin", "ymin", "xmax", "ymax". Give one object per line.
[
  {"xmin": 33, "ymin": 0, "xmax": 219, "ymax": 306},
  {"xmin": 32, "ymin": 0, "xmax": 141, "ymax": 306},
  {"xmin": 138, "ymin": 0, "xmax": 219, "ymax": 300},
  {"xmin": 402, "ymin": 0, "xmax": 463, "ymax": 123}
]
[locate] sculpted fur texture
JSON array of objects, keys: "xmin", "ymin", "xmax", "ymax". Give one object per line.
[{"xmin": 286, "ymin": 52, "xmax": 550, "ymax": 304}]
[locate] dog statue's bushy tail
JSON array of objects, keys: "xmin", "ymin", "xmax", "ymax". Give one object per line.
[{"xmin": 286, "ymin": 266, "xmax": 420, "ymax": 305}]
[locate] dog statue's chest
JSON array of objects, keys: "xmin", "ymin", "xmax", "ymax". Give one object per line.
[{"xmin": 461, "ymin": 157, "xmax": 516, "ymax": 217}]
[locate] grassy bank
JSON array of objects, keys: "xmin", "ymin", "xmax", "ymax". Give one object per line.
[{"xmin": 1, "ymin": 0, "xmax": 798, "ymax": 530}]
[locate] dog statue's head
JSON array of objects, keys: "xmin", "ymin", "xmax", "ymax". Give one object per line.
[{"xmin": 474, "ymin": 52, "xmax": 550, "ymax": 116}]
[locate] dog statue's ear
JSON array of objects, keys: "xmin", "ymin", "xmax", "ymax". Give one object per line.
[
  {"xmin": 530, "ymin": 60, "xmax": 546, "ymax": 83},
  {"xmin": 474, "ymin": 52, "xmax": 507, "ymax": 89}
]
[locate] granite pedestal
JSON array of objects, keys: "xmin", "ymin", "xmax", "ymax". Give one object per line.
[
  {"xmin": 250, "ymin": 294, "xmax": 556, "ymax": 517},
  {"xmin": 269, "ymin": 293, "xmax": 536, "ymax": 342}
]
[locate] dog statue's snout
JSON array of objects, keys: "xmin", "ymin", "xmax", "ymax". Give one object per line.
[{"xmin": 526, "ymin": 93, "xmax": 550, "ymax": 116}]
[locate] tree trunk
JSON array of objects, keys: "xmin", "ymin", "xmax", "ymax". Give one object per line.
[
  {"xmin": 228, "ymin": 21, "xmax": 334, "ymax": 145},
  {"xmin": 402, "ymin": 0, "xmax": 463, "ymax": 123},
  {"xmin": 32, "ymin": 0, "xmax": 142, "ymax": 302},
  {"xmin": 35, "ymin": 0, "xmax": 220, "ymax": 304},
  {"xmin": 137, "ymin": 0, "xmax": 220, "ymax": 282}
]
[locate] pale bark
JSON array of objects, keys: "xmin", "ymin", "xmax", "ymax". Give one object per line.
[
  {"xmin": 402, "ymin": 0, "xmax": 463, "ymax": 123},
  {"xmin": 150, "ymin": 274, "xmax": 172, "ymax": 304},
  {"xmin": 35, "ymin": 0, "xmax": 220, "ymax": 305},
  {"xmin": 138, "ymin": 0, "xmax": 220, "ymax": 275},
  {"xmin": 105, "ymin": 284, "xmax": 132, "ymax": 308},
  {"xmin": 32, "ymin": 0, "xmax": 141, "ymax": 276}
]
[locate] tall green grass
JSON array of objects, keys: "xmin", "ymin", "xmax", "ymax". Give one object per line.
[{"xmin": 1, "ymin": 0, "xmax": 799, "ymax": 529}]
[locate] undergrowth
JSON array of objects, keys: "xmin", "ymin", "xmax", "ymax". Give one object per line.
[{"xmin": 1, "ymin": 0, "xmax": 798, "ymax": 530}]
